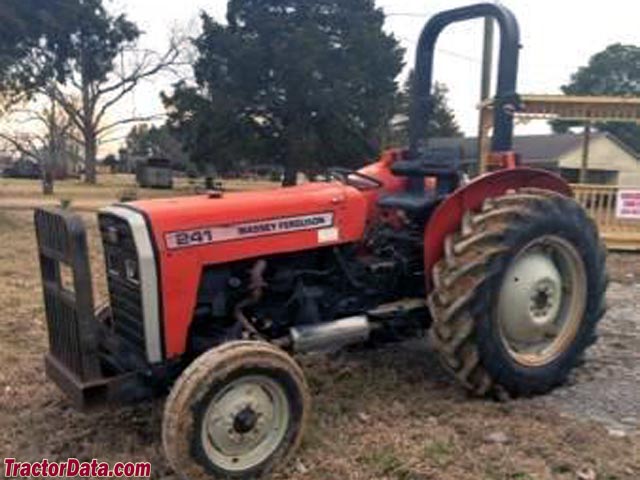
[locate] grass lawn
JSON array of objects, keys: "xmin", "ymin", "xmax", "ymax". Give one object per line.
[{"xmin": 0, "ymin": 177, "xmax": 638, "ymax": 479}]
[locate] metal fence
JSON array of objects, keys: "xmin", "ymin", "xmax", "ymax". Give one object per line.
[{"xmin": 571, "ymin": 184, "xmax": 640, "ymax": 251}]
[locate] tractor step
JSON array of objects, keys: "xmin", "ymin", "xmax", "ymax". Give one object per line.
[
  {"xmin": 377, "ymin": 192, "xmax": 439, "ymax": 215},
  {"xmin": 367, "ymin": 298, "xmax": 428, "ymax": 318}
]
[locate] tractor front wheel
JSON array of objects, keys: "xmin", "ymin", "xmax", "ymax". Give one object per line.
[
  {"xmin": 428, "ymin": 189, "xmax": 607, "ymax": 397},
  {"xmin": 162, "ymin": 341, "xmax": 310, "ymax": 479}
]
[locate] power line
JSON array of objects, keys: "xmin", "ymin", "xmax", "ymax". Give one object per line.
[
  {"xmin": 385, "ymin": 12, "xmax": 431, "ymax": 18},
  {"xmin": 396, "ymin": 36, "xmax": 481, "ymax": 64},
  {"xmin": 439, "ymin": 48, "xmax": 481, "ymax": 64}
]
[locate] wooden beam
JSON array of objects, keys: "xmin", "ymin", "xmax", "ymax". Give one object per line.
[
  {"xmin": 477, "ymin": 17, "xmax": 494, "ymax": 175},
  {"xmin": 481, "ymin": 94, "xmax": 640, "ymax": 124}
]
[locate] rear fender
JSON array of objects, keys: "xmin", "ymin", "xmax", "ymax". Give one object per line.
[{"xmin": 424, "ymin": 168, "xmax": 572, "ymax": 291}]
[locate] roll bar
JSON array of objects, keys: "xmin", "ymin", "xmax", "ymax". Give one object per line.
[{"xmin": 409, "ymin": 3, "xmax": 520, "ymax": 156}]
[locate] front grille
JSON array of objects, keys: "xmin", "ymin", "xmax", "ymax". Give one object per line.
[{"xmin": 99, "ymin": 213, "xmax": 146, "ymax": 358}]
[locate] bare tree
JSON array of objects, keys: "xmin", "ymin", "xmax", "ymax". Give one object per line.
[
  {"xmin": 0, "ymin": 0, "xmax": 189, "ymax": 185},
  {"xmin": 0, "ymin": 94, "xmax": 81, "ymax": 194},
  {"xmin": 46, "ymin": 39, "xmax": 184, "ymax": 184}
]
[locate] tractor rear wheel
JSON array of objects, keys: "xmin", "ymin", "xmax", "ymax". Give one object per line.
[
  {"xmin": 163, "ymin": 341, "xmax": 310, "ymax": 479},
  {"xmin": 428, "ymin": 189, "xmax": 607, "ymax": 397}
]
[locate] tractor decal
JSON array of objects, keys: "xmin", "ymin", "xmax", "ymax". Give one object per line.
[{"xmin": 164, "ymin": 212, "xmax": 334, "ymax": 249}]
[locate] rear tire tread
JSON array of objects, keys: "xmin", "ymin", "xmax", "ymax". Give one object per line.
[{"xmin": 428, "ymin": 189, "xmax": 607, "ymax": 397}]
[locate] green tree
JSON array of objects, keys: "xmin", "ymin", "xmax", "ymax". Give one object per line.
[
  {"xmin": 553, "ymin": 44, "xmax": 640, "ymax": 152},
  {"xmin": 0, "ymin": 0, "xmax": 82, "ymax": 105},
  {"xmin": 165, "ymin": 0, "xmax": 404, "ymax": 185},
  {"xmin": 126, "ymin": 124, "xmax": 154, "ymax": 156},
  {"xmin": 388, "ymin": 71, "xmax": 462, "ymax": 146}
]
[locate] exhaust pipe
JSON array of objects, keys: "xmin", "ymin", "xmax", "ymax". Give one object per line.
[{"xmin": 289, "ymin": 316, "xmax": 371, "ymax": 353}]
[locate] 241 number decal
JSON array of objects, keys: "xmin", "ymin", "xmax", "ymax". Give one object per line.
[{"xmin": 172, "ymin": 229, "xmax": 213, "ymax": 247}]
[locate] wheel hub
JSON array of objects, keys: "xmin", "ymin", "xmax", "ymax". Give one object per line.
[
  {"xmin": 498, "ymin": 251, "xmax": 563, "ymax": 343},
  {"xmin": 530, "ymin": 280, "xmax": 558, "ymax": 321},
  {"xmin": 233, "ymin": 407, "xmax": 259, "ymax": 434},
  {"xmin": 496, "ymin": 236, "xmax": 587, "ymax": 367},
  {"xmin": 201, "ymin": 376, "xmax": 290, "ymax": 472}
]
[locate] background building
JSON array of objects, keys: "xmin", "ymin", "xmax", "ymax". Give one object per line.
[{"xmin": 430, "ymin": 133, "xmax": 640, "ymax": 186}]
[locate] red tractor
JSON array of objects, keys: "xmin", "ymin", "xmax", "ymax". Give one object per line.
[{"xmin": 34, "ymin": 4, "xmax": 607, "ymax": 479}]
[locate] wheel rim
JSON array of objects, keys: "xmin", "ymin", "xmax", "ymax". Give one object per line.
[
  {"xmin": 200, "ymin": 375, "xmax": 290, "ymax": 472},
  {"xmin": 496, "ymin": 235, "xmax": 587, "ymax": 367}
]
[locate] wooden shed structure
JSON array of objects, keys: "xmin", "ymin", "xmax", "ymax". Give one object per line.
[{"xmin": 136, "ymin": 157, "xmax": 174, "ymax": 189}]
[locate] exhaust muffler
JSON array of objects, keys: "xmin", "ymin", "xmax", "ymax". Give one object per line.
[{"xmin": 289, "ymin": 316, "xmax": 371, "ymax": 353}]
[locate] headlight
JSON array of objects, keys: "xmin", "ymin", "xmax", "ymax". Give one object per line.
[
  {"xmin": 105, "ymin": 225, "xmax": 119, "ymax": 244},
  {"xmin": 124, "ymin": 259, "xmax": 139, "ymax": 284}
]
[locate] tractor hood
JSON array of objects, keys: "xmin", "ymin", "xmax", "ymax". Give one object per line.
[
  {"xmin": 99, "ymin": 181, "xmax": 370, "ymax": 359},
  {"xmin": 128, "ymin": 181, "xmax": 368, "ymax": 262}
]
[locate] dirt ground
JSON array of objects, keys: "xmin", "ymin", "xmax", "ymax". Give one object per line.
[{"xmin": 0, "ymin": 179, "xmax": 639, "ymax": 479}]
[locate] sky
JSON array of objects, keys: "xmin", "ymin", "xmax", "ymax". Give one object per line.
[{"xmin": 105, "ymin": 0, "xmax": 640, "ymax": 151}]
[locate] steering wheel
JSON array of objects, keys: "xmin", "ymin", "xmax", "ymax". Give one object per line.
[{"xmin": 327, "ymin": 167, "xmax": 383, "ymax": 190}]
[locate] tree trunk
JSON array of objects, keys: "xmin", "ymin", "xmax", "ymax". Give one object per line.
[
  {"xmin": 41, "ymin": 144, "xmax": 53, "ymax": 197},
  {"xmin": 281, "ymin": 141, "xmax": 298, "ymax": 187},
  {"xmin": 42, "ymin": 98, "xmax": 56, "ymax": 195},
  {"xmin": 282, "ymin": 166, "xmax": 297, "ymax": 187},
  {"xmin": 84, "ymin": 132, "xmax": 97, "ymax": 184},
  {"xmin": 80, "ymin": 41, "xmax": 97, "ymax": 184},
  {"xmin": 41, "ymin": 168, "xmax": 54, "ymax": 195}
]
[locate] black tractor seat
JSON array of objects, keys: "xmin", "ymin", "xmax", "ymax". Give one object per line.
[
  {"xmin": 390, "ymin": 160, "xmax": 459, "ymax": 179},
  {"xmin": 376, "ymin": 147, "xmax": 463, "ymax": 221}
]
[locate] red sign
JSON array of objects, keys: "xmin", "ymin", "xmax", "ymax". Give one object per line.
[{"xmin": 616, "ymin": 190, "xmax": 640, "ymax": 219}]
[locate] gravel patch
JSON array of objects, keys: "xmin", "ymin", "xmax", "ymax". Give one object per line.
[{"xmin": 524, "ymin": 281, "xmax": 640, "ymax": 433}]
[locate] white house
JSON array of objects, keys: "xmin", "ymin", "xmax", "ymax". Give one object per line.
[{"xmin": 430, "ymin": 133, "xmax": 640, "ymax": 186}]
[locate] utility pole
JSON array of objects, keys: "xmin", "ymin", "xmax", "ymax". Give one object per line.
[
  {"xmin": 580, "ymin": 121, "xmax": 592, "ymax": 184},
  {"xmin": 478, "ymin": 17, "xmax": 494, "ymax": 173},
  {"xmin": 480, "ymin": 17, "xmax": 494, "ymax": 102}
]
